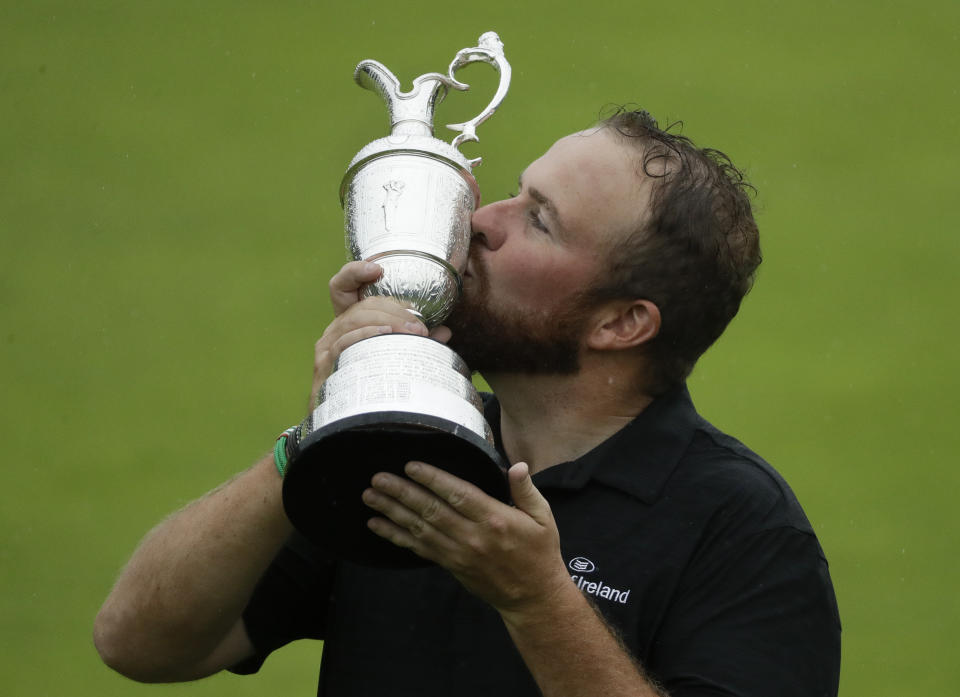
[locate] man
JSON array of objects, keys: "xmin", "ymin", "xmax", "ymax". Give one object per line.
[{"xmin": 94, "ymin": 109, "xmax": 841, "ymax": 696}]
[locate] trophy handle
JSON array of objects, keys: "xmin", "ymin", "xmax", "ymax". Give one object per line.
[{"xmin": 444, "ymin": 31, "xmax": 512, "ymax": 161}]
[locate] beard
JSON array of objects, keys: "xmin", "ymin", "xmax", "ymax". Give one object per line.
[{"xmin": 446, "ymin": 250, "xmax": 593, "ymax": 376}]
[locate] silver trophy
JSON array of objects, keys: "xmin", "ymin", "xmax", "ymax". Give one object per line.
[{"xmin": 283, "ymin": 32, "xmax": 511, "ymax": 567}]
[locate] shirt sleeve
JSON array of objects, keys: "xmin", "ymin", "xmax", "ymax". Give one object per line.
[
  {"xmin": 228, "ymin": 531, "xmax": 335, "ymax": 675},
  {"xmin": 650, "ymin": 525, "xmax": 842, "ymax": 697}
]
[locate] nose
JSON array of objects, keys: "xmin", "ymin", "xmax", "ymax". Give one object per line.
[{"xmin": 469, "ymin": 199, "xmax": 509, "ymax": 251}]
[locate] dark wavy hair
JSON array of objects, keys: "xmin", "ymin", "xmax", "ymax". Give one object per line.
[{"xmin": 592, "ymin": 107, "xmax": 762, "ymax": 395}]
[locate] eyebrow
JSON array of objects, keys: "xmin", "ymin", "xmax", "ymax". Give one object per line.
[{"xmin": 518, "ymin": 174, "xmax": 567, "ymax": 237}]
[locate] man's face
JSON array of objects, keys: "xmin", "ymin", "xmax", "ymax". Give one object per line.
[{"xmin": 447, "ymin": 128, "xmax": 647, "ymax": 374}]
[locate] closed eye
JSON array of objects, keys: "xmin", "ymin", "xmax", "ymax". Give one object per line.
[
  {"xmin": 509, "ymin": 188, "xmax": 550, "ymax": 233},
  {"xmin": 528, "ymin": 209, "xmax": 550, "ymax": 233}
]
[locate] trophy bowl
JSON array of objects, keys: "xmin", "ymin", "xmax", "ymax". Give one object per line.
[{"xmin": 341, "ymin": 144, "xmax": 481, "ymax": 326}]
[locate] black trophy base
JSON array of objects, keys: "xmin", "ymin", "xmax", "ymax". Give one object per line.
[{"xmin": 282, "ymin": 411, "xmax": 510, "ymax": 568}]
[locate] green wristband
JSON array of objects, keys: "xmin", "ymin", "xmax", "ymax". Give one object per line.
[{"xmin": 273, "ymin": 427, "xmax": 298, "ymax": 477}]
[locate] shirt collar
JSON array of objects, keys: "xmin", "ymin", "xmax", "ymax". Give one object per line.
[{"xmin": 484, "ymin": 383, "xmax": 701, "ymax": 504}]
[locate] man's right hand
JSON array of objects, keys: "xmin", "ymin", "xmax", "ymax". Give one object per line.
[{"xmin": 329, "ymin": 260, "xmax": 384, "ymax": 316}]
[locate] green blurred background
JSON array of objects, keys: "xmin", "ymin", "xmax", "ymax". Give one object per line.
[{"xmin": 2, "ymin": 1, "xmax": 957, "ymax": 694}]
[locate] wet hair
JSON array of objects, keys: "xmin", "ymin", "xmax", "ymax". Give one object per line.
[{"xmin": 592, "ymin": 107, "xmax": 762, "ymax": 395}]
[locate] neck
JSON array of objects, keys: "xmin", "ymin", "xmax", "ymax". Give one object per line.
[{"xmin": 484, "ymin": 360, "xmax": 653, "ymax": 474}]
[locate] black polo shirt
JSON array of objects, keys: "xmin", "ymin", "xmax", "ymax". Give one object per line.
[{"xmin": 233, "ymin": 384, "xmax": 841, "ymax": 696}]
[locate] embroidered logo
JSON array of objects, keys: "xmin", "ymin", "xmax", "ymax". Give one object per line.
[
  {"xmin": 567, "ymin": 555, "xmax": 631, "ymax": 604},
  {"xmin": 569, "ymin": 556, "xmax": 596, "ymax": 573}
]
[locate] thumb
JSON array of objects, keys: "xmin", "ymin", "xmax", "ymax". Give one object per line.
[{"xmin": 508, "ymin": 462, "xmax": 551, "ymax": 524}]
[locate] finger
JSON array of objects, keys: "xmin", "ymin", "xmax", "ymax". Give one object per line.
[
  {"xmin": 361, "ymin": 485, "xmax": 452, "ymax": 542},
  {"xmin": 329, "ymin": 261, "xmax": 382, "ymax": 315},
  {"xmin": 428, "ymin": 325, "xmax": 452, "ymax": 344},
  {"xmin": 362, "ymin": 485, "xmax": 458, "ymax": 559},
  {"xmin": 341, "ymin": 295, "xmax": 429, "ymax": 331},
  {"xmin": 403, "ymin": 461, "xmax": 501, "ymax": 523},
  {"xmin": 323, "ymin": 299, "xmax": 430, "ymax": 342},
  {"xmin": 324, "ymin": 323, "xmax": 395, "ymax": 363},
  {"xmin": 351, "ymin": 297, "xmax": 429, "ymax": 333},
  {"xmin": 368, "ymin": 471, "xmax": 455, "ymax": 526},
  {"xmin": 365, "ymin": 516, "xmax": 443, "ymax": 565},
  {"xmin": 507, "ymin": 462, "xmax": 553, "ymax": 525}
]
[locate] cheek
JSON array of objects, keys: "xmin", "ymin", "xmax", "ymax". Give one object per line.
[{"xmin": 496, "ymin": 254, "xmax": 595, "ymax": 308}]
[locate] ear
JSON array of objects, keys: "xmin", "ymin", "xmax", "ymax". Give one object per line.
[{"xmin": 585, "ymin": 299, "xmax": 661, "ymax": 351}]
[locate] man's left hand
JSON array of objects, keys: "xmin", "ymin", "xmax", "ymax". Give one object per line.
[{"xmin": 362, "ymin": 461, "xmax": 571, "ymax": 617}]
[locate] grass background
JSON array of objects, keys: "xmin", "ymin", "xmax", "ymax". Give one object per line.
[{"xmin": 2, "ymin": 1, "xmax": 957, "ymax": 694}]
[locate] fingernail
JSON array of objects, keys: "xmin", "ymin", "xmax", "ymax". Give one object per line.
[
  {"xmin": 406, "ymin": 461, "xmax": 423, "ymax": 475},
  {"xmin": 404, "ymin": 321, "xmax": 427, "ymax": 335},
  {"xmin": 364, "ymin": 262, "xmax": 380, "ymax": 274},
  {"xmin": 377, "ymin": 325, "xmax": 393, "ymax": 334}
]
